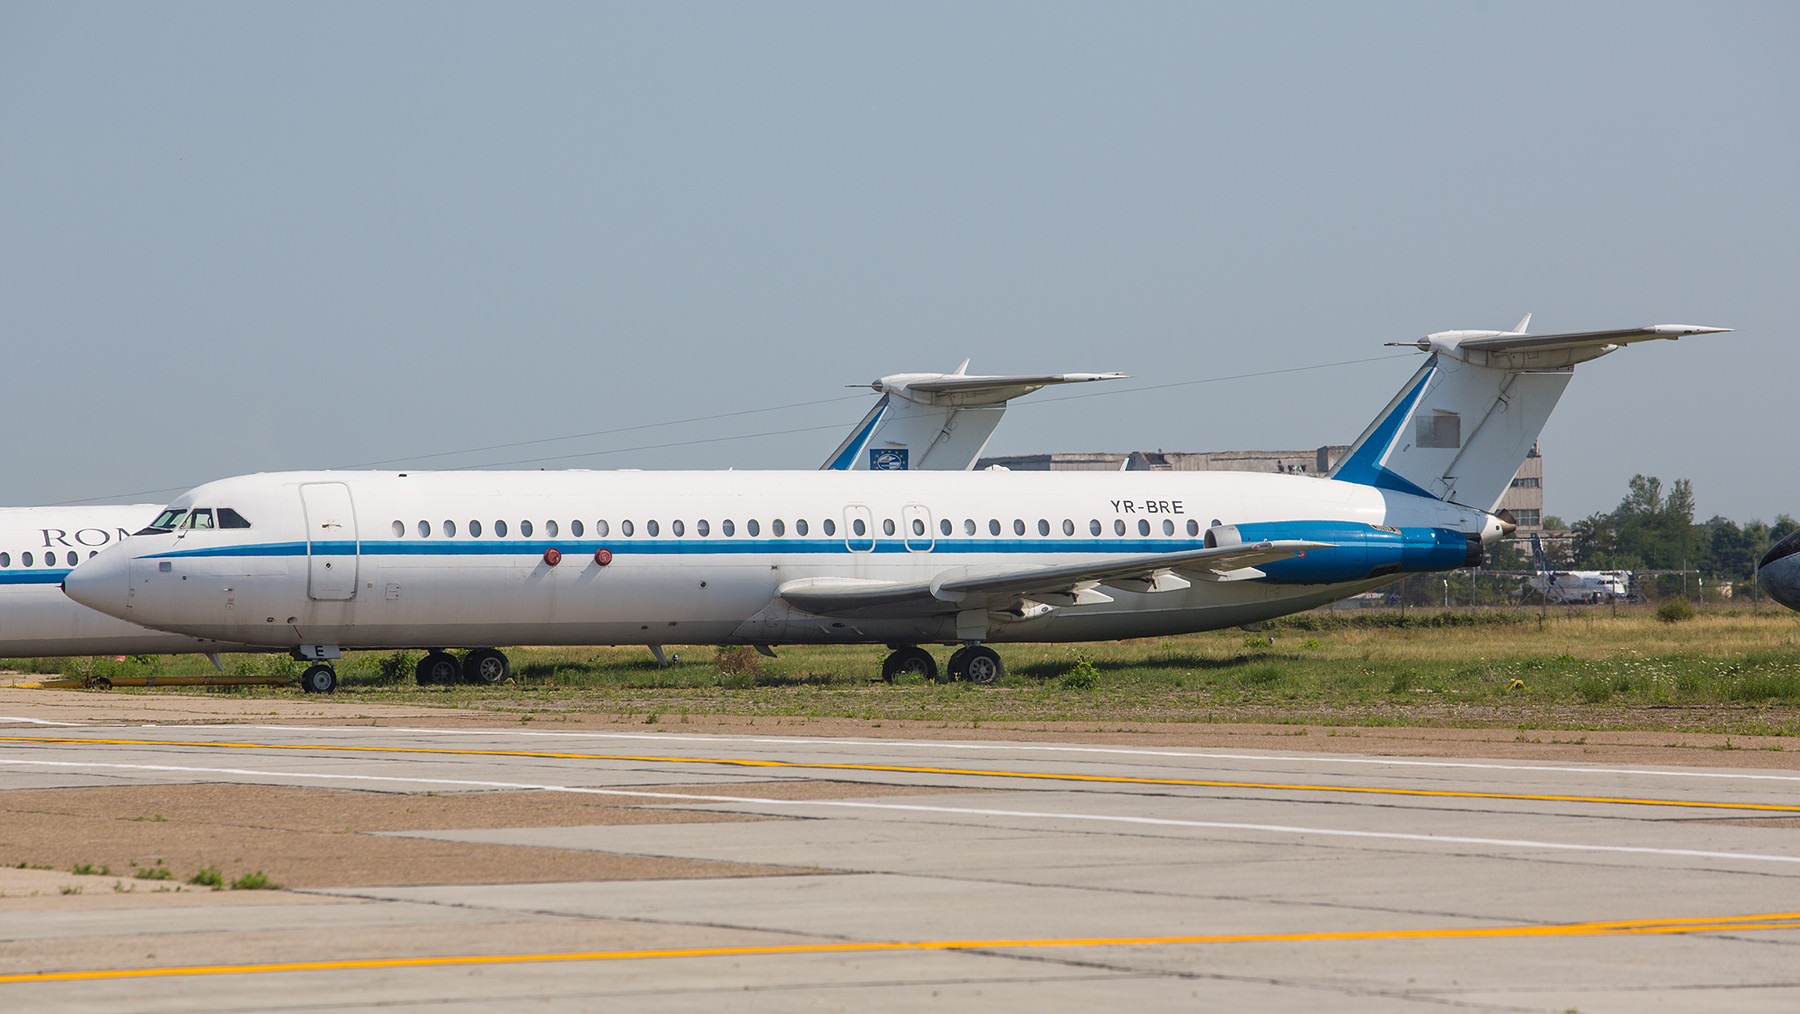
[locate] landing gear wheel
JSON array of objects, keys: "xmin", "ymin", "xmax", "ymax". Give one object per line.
[
  {"xmin": 947, "ymin": 646, "xmax": 1003, "ymax": 684},
  {"xmin": 415, "ymin": 651, "xmax": 461, "ymax": 686},
  {"xmin": 960, "ymin": 646, "xmax": 1004, "ymax": 684},
  {"xmin": 945, "ymin": 647, "xmax": 970, "ymax": 682},
  {"xmin": 880, "ymin": 646, "xmax": 937, "ymax": 683},
  {"xmin": 464, "ymin": 648, "xmax": 511, "ymax": 685},
  {"xmin": 300, "ymin": 663, "xmax": 338, "ymax": 694}
]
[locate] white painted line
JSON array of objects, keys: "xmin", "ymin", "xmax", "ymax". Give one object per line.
[
  {"xmin": 2, "ymin": 755, "xmax": 1797, "ymax": 867},
  {"xmin": 73, "ymin": 723, "xmax": 1800, "ymax": 785},
  {"xmin": 0, "ymin": 716, "xmax": 86, "ymax": 727}
]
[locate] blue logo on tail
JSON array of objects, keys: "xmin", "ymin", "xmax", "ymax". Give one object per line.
[{"xmin": 870, "ymin": 449, "xmax": 908, "ymax": 470}]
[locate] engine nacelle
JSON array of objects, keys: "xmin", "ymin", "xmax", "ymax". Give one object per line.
[{"xmin": 1207, "ymin": 521, "xmax": 1481, "ymax": 584}]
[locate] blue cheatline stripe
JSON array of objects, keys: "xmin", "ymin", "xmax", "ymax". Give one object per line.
[
  {"xmin": 144, "ymin": 537, "xmax": 1216, "ymax": 561},
  {"xmin": 0, "ymin": 570, "xmax": 73, "ymax": 586}
]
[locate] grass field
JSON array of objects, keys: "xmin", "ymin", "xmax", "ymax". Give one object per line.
[{"xmin": 9, "ymin": 604, "xmax": 1800, "ymax": 736}]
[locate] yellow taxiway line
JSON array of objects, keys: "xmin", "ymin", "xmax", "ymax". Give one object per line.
[
  {"xmin": 3, "ymin": 733, "xmax": 1798, "ymax": 813},
  {"xmin": 6, "ymin": 911, "xmax": 1799, "ymax": 984}
]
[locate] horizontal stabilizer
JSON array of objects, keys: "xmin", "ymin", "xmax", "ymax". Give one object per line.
[{"xmin": 1388, "ymin": 324, "xmax": 1731, "ymax": 357}]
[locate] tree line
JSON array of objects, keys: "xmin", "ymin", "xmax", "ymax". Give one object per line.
[{"xmin": 1391, "ymin": 475, "xmax": 1794, "ymax": 605}]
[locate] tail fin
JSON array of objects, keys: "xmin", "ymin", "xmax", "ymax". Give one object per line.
[
  {"xmin": 1530, "ymin": 532, "xmax": 1551, "ymax": 574},
  {"xmin": 822, "ymin": 366, "xmax": 1126, "ymax": 471},
  {"xmin": 1330, "ymin": 322, "xmax": 1729, "ymax": 511}
]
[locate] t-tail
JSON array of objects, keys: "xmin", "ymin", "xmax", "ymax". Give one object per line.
[
  {"xmin": 1530, "ymin": 532, "xmax": 1552, "ymax": 576},
  {"xmin": 1330, "ymin": 320, "xmax": 1731, "ymax": 511}
]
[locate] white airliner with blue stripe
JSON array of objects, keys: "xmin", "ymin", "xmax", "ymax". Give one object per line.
[{"xmin": 64, "ymin": 321, "xmax": 1729, "ymax": 692}]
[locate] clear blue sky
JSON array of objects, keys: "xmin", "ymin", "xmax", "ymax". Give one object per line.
[{"xmin": 3, "ymin": 2, "xmax": 1793, "ymax": 523}]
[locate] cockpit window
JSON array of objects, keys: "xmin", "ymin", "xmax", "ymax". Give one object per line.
[
  {"xmin": 182, "ymin": 509, "xmax": 216, "ymax": 530},
  {"xmin": 217, "ymin": 507, "xmax": 252, "ymax": 529},
  {"xmin": 136, "ymin": 508, "xmax": 188, "ymax": 535}
]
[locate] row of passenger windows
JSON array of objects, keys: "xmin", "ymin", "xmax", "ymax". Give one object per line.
[
  {"xmin": 0, "ymin": 550, "xmax": 92, "ymax": 568},
  {"xmin": 392, "ymin": 517, "xmax": 1206, "ymax": 540}
]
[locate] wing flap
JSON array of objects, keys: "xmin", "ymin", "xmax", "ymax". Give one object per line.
[{"xmin": 776, "ymin": 541, "xmax": 1325, "ymax": 619}]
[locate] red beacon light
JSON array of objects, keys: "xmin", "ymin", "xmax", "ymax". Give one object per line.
[
  {"xmin": 543, "ymin": 548, "xmax": 562, "ymax": 566},
  {"xmin": 594, "ymin": 548, "xmax": 613, "ymax": 566}
]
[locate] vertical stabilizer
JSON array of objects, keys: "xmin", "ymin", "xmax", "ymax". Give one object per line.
[
  {"xmin": 823, "ymin": 366, "xmax": 1126, "ymax": 470},
  {"xmin": 1331, "ymin": 322, "xmax": 1729, "ymax": 511}
]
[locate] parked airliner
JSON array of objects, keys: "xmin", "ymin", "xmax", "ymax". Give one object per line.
[
  {"xmin": 3, "ymin": 362, "xmax": 1104, "ymax": 670},
  {"xmin": 1757, "ymin": 529, "xmax": 1800, "ymax": 611},
  {"xmin": 64, "ymin": 323, "xmax": 1729, "ymax": 692}
]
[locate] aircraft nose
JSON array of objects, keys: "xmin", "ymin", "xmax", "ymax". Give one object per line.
[{"xmin": 63, "ymin": 545, "xmax": 132, "ymax": 619}]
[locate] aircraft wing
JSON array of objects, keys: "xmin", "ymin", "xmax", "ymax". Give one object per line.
[{"xmin": 776, "ymin": 540, "xmax": 1327, "ymax": 618}]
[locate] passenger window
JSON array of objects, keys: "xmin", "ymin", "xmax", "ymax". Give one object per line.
[
  {"xmin": 646, "ymin": 520, "xmax": 660, "ymax": 537},
  {"xmin": 722, "ymin": 519, "xmax": 735, "ymax": 536},
  {"xmin": 392, "ymin": 520, "xmax": 404, "ymax": 538},
  {"xmin": 940, "ymin": 519, "xmax": 952, "ymax": 537},
  {"xmin": 43, "ymin": 553, "xmax": 55, "ymax": 567},
  {"xmin": 882, "ymin": 519, "xmax": 895, "ymax": 536},
  {"xmin": 672, "ymin": 520, "xmax": 685, "ymax": 537},
  {"xmin": 747, "ymin": 519, "xmax": 760, "ymax": 537},
  {"xmin": 1063, "ymin": 519, "xmax": 1075, "ymax": 536},
  {"xmin": 852, "ymin": 518, "xmax": 866, "ymax": 537},
  {"xmin": 1138, "ymin": 519, "xmax": 1151, "ymax": 536},
  {"xmin": 795, "ymin": 519, "xmax": 808, "ymax": 536},
  {"xmin": 771, "ymin": 519, "xmax": 785, "ymax": 537},
  {"xmin": 67, "ymin": 551, "xmax": 78, "ymax": 566},
  {"xmin": 988, "ymin": 519, "xmax": 1001, "ymax": 536},
  {"xmin": 1036, "ymin": 519, "xmax": 1049, "ymax": 536},
  {"xmin": 1162, "ymin": 519, "xmax": 1174, "ymax": 536},
  {"xmin": 1187, "ymin": 519, "xmax": 1199, "ymax": 536},
  {"xmin": 621, "ymin": 520, "xmax": 634, "ymax": 537},
  {"xmin": 444, "ymin": 520, "xmax": 457, "ymax": 538},
  {"xmin": 697, "ymin": 519, "xmax": 710, "ymax": 537},
  {"xmin": 1114, "ymin": 520, "xmax": 1127, "ymax": 536},
  {"xmin": 912, "ymin": 518, "xmax": 926, "ymax": 536},
  {"xmin": 470, "ymin": 520, "xmax": 483, "ymax": 537},
  {"xmin": 89, "ymin": 551, "xmax": 97, "ymax": 558},
  {"xmin": 822, "ymin": 518, "xmax": 836, "ymax": 536},
  {"xmin": 546, "ymin": 520, "xmax": 559, "ymax": 538},
  {"xmin": 595, "ymin": 520, "xmax": 608, "ymax": 537},
  {"xmin": 418, "ymin": 520, "xmax": 432, "ymax": 538},
  {"xmin": 1009, "ymin": 519, "xmax": 1021, "ymax": 536},
  {"xmin": 22, "ymin": 552, "xmax": 33, "ymax": 566},
  {"xmin": 964, "ymin": 519, "xmax": 977, "ymax": 535},
  {"xmin": 571, "ymin": 520, "xmax": 584, "ymax": 538},
  {"xmin": 1090, "ymin": 519, "xmax": 1102, "ymax": 536},
  {"xmin": 495, "ymin": 520, "xmax": 508, "ymax": 537},
  {"xmin": 0, "ymin": 552, "xmax": 9, "ymax": 567},
  {"xmin": 217, "ymin": 508, "xmax": 252, "ymax": 529},
  {"xmin": 521, "ymin": 520, "xmax": 534, "ymax": 537}
]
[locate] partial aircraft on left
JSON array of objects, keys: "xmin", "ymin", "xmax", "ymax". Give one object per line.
[{"xmin": 0, "ymin": 505, "xmax": 257, "ymax": 657}]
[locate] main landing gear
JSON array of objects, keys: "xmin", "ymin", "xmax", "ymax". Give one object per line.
[
  {"xmin": 415, "ymin": 648, "xmax": 512, "ymax": 686},
  {"xmin": 299, "ymin": 663, "xmax": 338, "ymax": 694},
  {"xmin": 879, "ymin": 644, "xmax": 1005, "ymax": 684}
]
